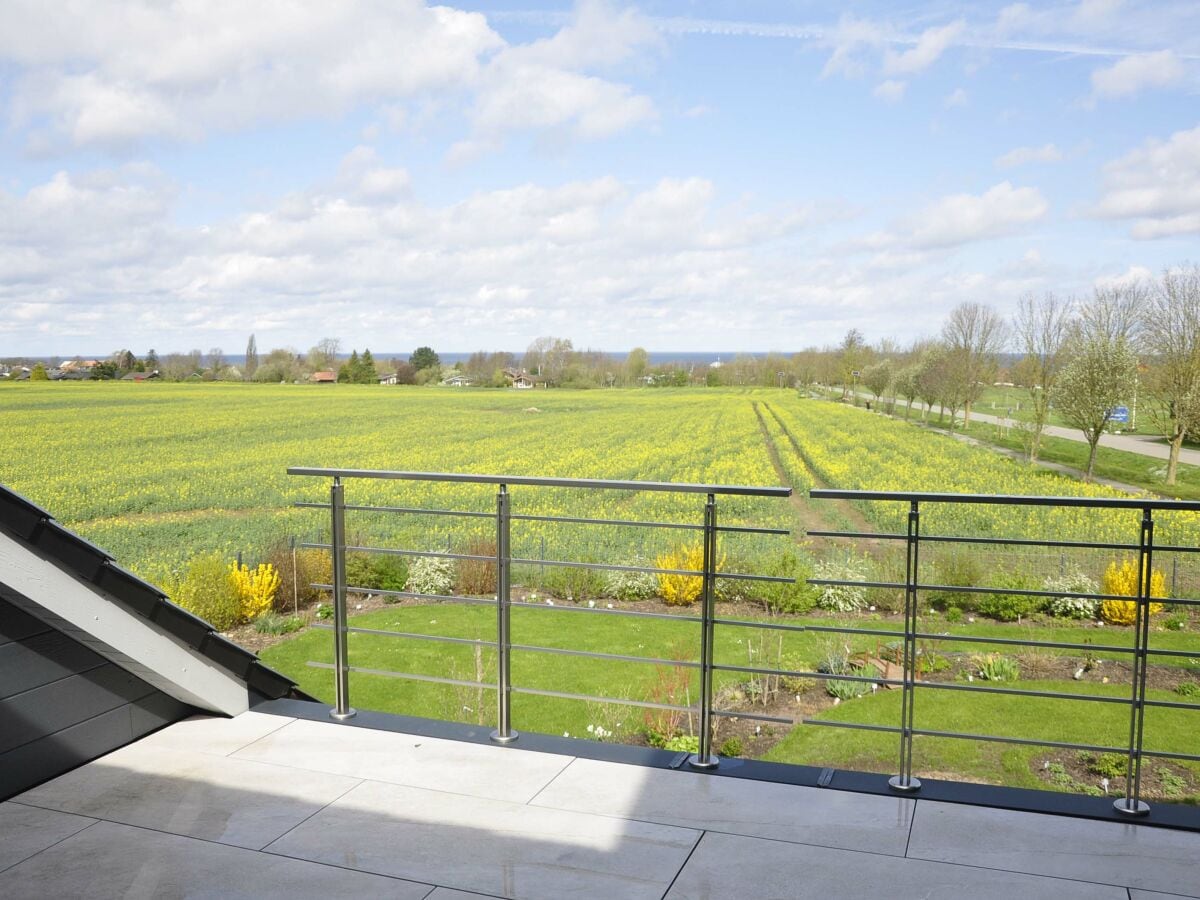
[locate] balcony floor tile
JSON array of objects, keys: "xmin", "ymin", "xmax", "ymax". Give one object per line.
[
  {"xmin": 665, "ymin": 831, "xmax": 1128, "ymax": 900},
  {"xmin": 265, "ymin": 777, "xmax": 700, "ymax": 900},
  {"xmin": 15, "ymin": 742, "xmax": 361, "ymax": 849},
  {"xmin": 233, "ymin": 717, "xmax": 572, "ymax": 803},
  {"xmin": 0, "ymin": 803, "xmax": 95, "ymax": 873},
  {"xmin": 907, "ymin": 799, "xmax": 1200, "ymax": 896},
  {"xmin": 0, "ymin": 820, "xmax": 431, "ymax": 899},
  {"xmin": 531, "ymin": 757, "xmax": 914, "ymax": 855},
  {"xmin": 131, "ymin": 710, "xmax": 295, "ymax": 756}
]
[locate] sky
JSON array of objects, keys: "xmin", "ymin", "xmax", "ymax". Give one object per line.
[{"xmin": 1, "ymin": 0, "xmax": 1198, "ymax": 357}]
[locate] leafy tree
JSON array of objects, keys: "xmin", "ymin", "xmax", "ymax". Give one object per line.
[
  {"xmin": 862, "ymin": 359, "xmax": 893, "ymax": 407},
  {"xmin": 1014, "ymin": 292, "xmax": 1073, "ymax": 461},
  {"xmin": 1056, "ymin": 334, "xmax": 1138, "ymax": 481},
  {"xmin": 245, "ymin": 334, "xmax": 258, "ymax": 379},
  {"xmin": 837, "ymin": 329, "xmax": 868, "ymax": 399},
  {"xmin": 626, "ymin": 347, "xmax": 649, "ymax": 384},
  {"xmin": 90, "ymin": 361, "xmax": 118, "ymax": 380},
  {"xmin": 410, "ymin": 346, "xmax": 440, "ymax": 372},
  {"xmin": 1141, "ymin": 265, "xmax": 1200, "ymax": 485},
  {"xmin": 30, "ymin": 363, "xmax": 49, "ymax": 381},
  {"xmin": 145, "ymin": 349, "xmax": 159, "ymax": 371},
  {"xmin": 207, "ymin": 347, "xmax": 225, "ymax": 373},
  {"xmin": 894, "ymin": 365, "xmax": 920, "ymax": 419}
]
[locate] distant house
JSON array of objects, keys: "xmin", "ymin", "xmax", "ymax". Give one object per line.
[
  {"xmin": 442, "ymin": 374, "xmax": 471, "ymax": 387},
  {"xmin": 512, "ymin": 374, "xmax": 534, "ymax": 390},
  {"xmin": 54, "ymin": 369, "xmax": 89, "ymax": 381},
  {"xmin": 120, "ymin": 371, "xmax": 159, "ymax": 382},
  {"xmin": 378, "ymin": 372, "xmax": 399, "ymax": 385},
  {"xmin": 310, "ymin": 370, "xmax": 336, "ymax": 384}
]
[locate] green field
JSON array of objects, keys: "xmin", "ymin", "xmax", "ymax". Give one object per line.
[{"xmin": 3, "ymin": 381, "xmax": 1197, "ymax": 800}]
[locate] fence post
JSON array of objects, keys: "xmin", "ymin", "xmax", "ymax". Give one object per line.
[
  {"xmin": 491, "ymin": 484, "xmax": 518, "ymax": 744},
  {"xmin": 1116, "ymin": 507, "xmax": 1153, "ymax": 816},
  {"xmin": 890, "ymin": 500, "xmax": 921, "ymax": 792},
  {"xmin": 329, "ymin": 478, "xmax": 356, "ymax": 721},
  {"xmin": 689, "ymin": 493, "xmax": 719, "ymax": 769}
]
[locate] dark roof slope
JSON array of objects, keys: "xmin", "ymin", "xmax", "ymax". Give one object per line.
[{"xmin": 0, "ymin": 485, "xmax": 302, "ymax": 701}]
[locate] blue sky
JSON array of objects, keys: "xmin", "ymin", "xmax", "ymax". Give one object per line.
[{"xmin": 1, "ymin": 0, "xmax": 1197, "ymax": 356}]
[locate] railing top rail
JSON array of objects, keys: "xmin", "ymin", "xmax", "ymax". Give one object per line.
[
  {"xmin": 810, "ymin": 488, "xmax": 1200, "ymax": 512},
  {"xmin": 289, "ymin": 467, "xmax": 792, "ymax": 497}
]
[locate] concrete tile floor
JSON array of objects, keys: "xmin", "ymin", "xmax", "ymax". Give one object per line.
[{"xmin": 1, "ymin": 712, "xmax": 1197, "ymax": 900}]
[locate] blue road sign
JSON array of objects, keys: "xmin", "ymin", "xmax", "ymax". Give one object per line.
[{"xmin": 1108, "ymin": 406, "xmax": 1129, "ymax": 423}]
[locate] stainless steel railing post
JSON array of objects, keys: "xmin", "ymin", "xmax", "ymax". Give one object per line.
[
  {"xmin": 890, "ymin": 499, "xmax": 921, "ymax": 792},
  {"xmin": 689, "ymin": 493, "xmax": 719, "ymax": 769},
  {"xmin": 491, "ymin": 484, "xmax": 518, "ymax": 744},
  {"xmin": 329, "ymin": 477, "xmax": 356, "ymax": 721},
  {"xmin": 1116, "ymin": 506, "xmax": 1153, "ymax": 816}
]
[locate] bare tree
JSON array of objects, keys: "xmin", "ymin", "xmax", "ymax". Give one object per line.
[
  {"xmin": 838, "ymin": 329, "xmax": 868, "ymax": 400},
  {"xmin": 1141, "ymin": 265, "xmax": 1200, "ymax": 485},
  {"xmin": 1083, "ymin": 282, "xmax": 1147, "ymax": 346},
  {"xmin": 942, "ymin": 302, "xmax": 1008, "ymax": 427},
  {"xmin": 1013, "ymin": 292, "xmax": 1073, "ymax": 461},
  {"xmin": 309, "ymin": 337, "xmax": 341, "ymax": 372}
]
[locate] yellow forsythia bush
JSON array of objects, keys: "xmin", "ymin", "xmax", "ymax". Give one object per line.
[
  {"xmin": 656, "ymin": 544, "xmax": 723, "ymax": 606},
  {"xmin": 1099, "ymin": 558, "xmax": 1165, "ymax": 625},
  {"xmin": 229, "ymin": 562, "xmax": 282, "ymax": 622}
]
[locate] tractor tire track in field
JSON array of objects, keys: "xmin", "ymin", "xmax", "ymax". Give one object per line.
[{"xmin": 753, "ymin": 400, "xmax": 875, "ymax": 537}]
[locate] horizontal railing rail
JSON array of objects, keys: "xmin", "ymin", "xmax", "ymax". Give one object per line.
[
  {"xmin": 807, "ymin": 488, "xmax": 1200, "ymax": 819},
  {"xmin": 289, "ymin": 469, "xmax": 1195, "ymax": 816},
  {"xmin": 290, "ymin": 467, "xmax": 793, "ymax": 768}
]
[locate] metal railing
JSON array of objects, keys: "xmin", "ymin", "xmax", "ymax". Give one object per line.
[
  {"xmin": 288, "ymin": 467, "xmax": 793, "ymax": 769},
  {"xmin": 808, "ymin": 490, "xmax": 1200, "ymax": 817}
]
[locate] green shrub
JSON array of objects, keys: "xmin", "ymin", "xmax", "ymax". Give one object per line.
[
  {"xmin": 743, "ymin": 552, "xmax": 816, "ymax": 614},
  {"xmin": 819, "ymin": 648, "xmax": 869, "ymax": 700},
  {"xmin": 405, "ymin": 556, "xmax": 455, "ymax": 596},
  {"xmin": 345, "ymin": 552, "xmax": 409, "ymax": 593},
  {"xmin": 165, "ymin": 553, "xmax": 241, "ymax": 631},
  {"xmin": 604, "ymin": 563, "xmax": 658, "ymax": 601},
  {"xmin": 1175, "ymin": 681, "xmax": 1199, "ymax": 698},
  {"xmin": 928, "ymin": 550, "xmax": 982, "ymax": 611},
  {"xmin": 660, "ymin": 734, "xmax": 700, "ymax": 754},
  {"xmin": 1163, "ymin": 614, "xmax": 1187, "ymax": 632},
  {"xmin": 1085, "ymin": 752, "xmax": 1127, "ymax": 780},
  {"xmin": 1044, "ymin": 569, "xmax": 1099, "ymax": 620},
  {"xmin": 718, "ymin": 737, "xmax": 745, "ymax": 757},
  {"xmin": 976, "ymin": 572, "xmax": 1043, "ymax": 622},
  {"xmin": 973, "ymin": 653, "xmax": 1020, "ymax": 682},
  {"xmin": 812, "ymin": 556, "xmax": 868, "ymax": 613},
  {"xmin": 542, "ymin": 561, "xmax": 607, "ymax": 602},
  {"xmin": 254, "ymin": 613, "xmax": 304, "ymax": 635}
]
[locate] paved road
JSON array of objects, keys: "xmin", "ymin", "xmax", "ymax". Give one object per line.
[{"xmin": 860, "ymin": 394, "xmax": 1200, "ymax": 467}]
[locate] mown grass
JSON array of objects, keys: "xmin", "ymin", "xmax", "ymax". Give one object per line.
[{"xmin": 261, "ymin": 602, "xmax": 1200, "ymax": 800}]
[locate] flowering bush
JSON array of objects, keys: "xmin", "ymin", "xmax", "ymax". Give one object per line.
[
  {"xmin": 405, "ymin": 556, "xmax": 455, "ymax": 597},
  {"xmin": 812, "ymin": 556, "xmax": 868, "ymax": 612},
  {"xmin": 656, "ymin": 544, "xmax": 716, "ymax": 607},
  {"xmin": 604, "ymin": 564, "xmax": 658, "ymax": 601},
  {"xmin": 1100, "ymin": 558, "xmax": 1165, "ymax": 625},
  {"xmin": 229, "ymin": 561, "xmax": 281, "ymax": 621},
  {"xmin": 1044, "ymin": 570, "xmax": 1100, "ymax": 620}
]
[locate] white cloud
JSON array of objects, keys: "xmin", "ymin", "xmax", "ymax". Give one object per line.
[
  {"xmin": 1090, "ymin": 50, "xmax": 1185, "ymax": 100},
  {"xmin": 996, "ymin": 143, "xmax": 1064, "ymax": 168},
  {"xmin": 0, "ymin": 0, "xmax": 657, "ymax": 153},
  {"xmin": 858, "ymin": 182, "xmax": 1048, "ymax": 251},
  {"xmin": 884, "ymin": 21, "xmax": 964, "ymax": 75},
  {"xmin": 1093, "ymin": 124, "xmax": 1200, "ymax": 237},
  {"xmin": 820, "ymin": 16, "xmax": 888, "ymax": 79},
  {"xmin": 944, "ymin": 88, "xmax": 968, "ymax": 108},
  {"xmin": 873, "ymin": 80, "xmax": 907, "ymax": 103}
]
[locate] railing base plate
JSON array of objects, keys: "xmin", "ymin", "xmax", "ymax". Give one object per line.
[
  {"xmin": 888, "ymin": 776, "xmax": 921, "ymax": 793},
  {"xmin": 1113, "ymin": 799, "xmax": 1150, "ymax": 817},
  {"xmin": 490, "ymin": 729, "xmax": 519, "ymax": 745},
  {"xmin": 330, "ymin": 707, "xmax": 358, "ymax": 721},
  {"xmin": 687, "ymin": 754, "xmax": 719, "ymax": 770}
]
